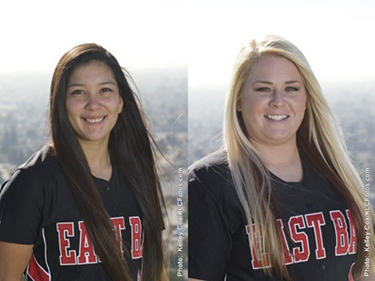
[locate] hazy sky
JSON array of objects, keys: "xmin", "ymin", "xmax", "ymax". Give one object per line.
[
  {"xmin": 0, "ymin": 0, "xmax": 187, "ymax": 74},
  {"xmin": 189, "ymin": 0, "xmax": 375, "ymax": 86},
  {"xmin": 1, "ymin": 0, "xmax": 374, "ymax": 86}
]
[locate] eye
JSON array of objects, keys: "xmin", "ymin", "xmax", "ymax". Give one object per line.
[
  {"xmin": 100, "ymin": 87, "xmax": 113, "ymax": 93},
  {"xmin": 71, "ymin": 89, "xmax": 84, "ymax": 96},
  {"xmin": 285, "ymin": 87, "xmax": 299, "ymax": 92},
  {"xmin": 256, "ymin": 87, "xmax": 271, "ymax": 92}
]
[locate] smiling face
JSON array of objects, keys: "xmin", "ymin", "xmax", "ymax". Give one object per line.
[
  {"xmin": 238, "ymin": 55, "xmax": 307, "ymax": 147},
  {"xmin": 66, "ymin": 60, "xmax": 123, "ymax": 147}
]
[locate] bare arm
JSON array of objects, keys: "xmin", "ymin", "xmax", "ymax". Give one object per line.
[{"xmin": 0, "ymin": 241, "xmax": 33, "ymax": 281}]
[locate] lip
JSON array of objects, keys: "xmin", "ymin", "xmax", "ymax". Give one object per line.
[
  {"xmin": 82, "ymin": 116, "xmax": 106, "ymax": 124},
  {"xmin": 264, "ymin": 114, "xmax": 289, "ymax": 121}
]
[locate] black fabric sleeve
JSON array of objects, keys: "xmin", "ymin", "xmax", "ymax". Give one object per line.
[
  {"xmin": 188, "ymin": 171, "xmax": 232, "ymax": 280},
  {"xmin": 0, "ymin": 168, "xmax": 44, "ymax": 244}
]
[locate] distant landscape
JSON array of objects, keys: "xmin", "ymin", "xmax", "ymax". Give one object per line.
[
  {"xmin": 0, "ymin": 68, "xmax": 187, "ymax": 183},
  {"xmin": 0, "ymin": 67, "xmax": 188, "ymax": 280},
  {"xmin": 189, "ymin": 81, "xmax": 375, "ymax": 206},
  {"xmin": 0, "ymin": 70, "xmax": 374, "ymax": 277}
]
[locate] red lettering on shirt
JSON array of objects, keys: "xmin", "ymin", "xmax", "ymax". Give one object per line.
[
  {"xmin": 330, "ymin": 210, "xmax": 349, "ymax": 256},
  {"xmin": 112, "ymin": 217, "xmax": 126, "ymax": 252},
  {"xmin": 276, "ymin": 219, "xmax": 293, "ymax": 265},
  {"xmin": 288, "ymin": 215, "xmax": 310, "ymax": 263},
  {"xmin": 56, "ymin": 222, "xmax": 77, "ymax": 265},
  {"xmin": 78, "ymin": 221, "xmax": 98, "ymax": 264},
  {"xmin": 346, "ymin": 210, "xmax": 357, "ymax": 254},
  {"xmin": 246, "ymin": 209, "xmax": 354, "ymax": 271},
  {"xmin": 56, "ymin": 216, "xmax": 143, "ymax": 265},
  {"xmin": 246, "ymin": 225, "xmax": 271, "ymax": 269},
  {"xmin": 129, "ymin": 216, "xmax": 143, "ymax": 259},
  {"xmin": 305, "ymin": 212, "xmax": 326, "ymax": 259}
]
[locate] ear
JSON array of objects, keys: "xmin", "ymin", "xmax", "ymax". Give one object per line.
[
  {"xmin": 118, "ymin": 97, "xmax": 124, "ymax": 114},
  {"xmin": 236, "ymin": 102, "xmax": 242, "ymax": 112}
]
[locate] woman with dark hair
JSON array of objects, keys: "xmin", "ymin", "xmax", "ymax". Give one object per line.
[{"xmin": 0, "ymin": 44, "xmax": 167, "ymax": 280}]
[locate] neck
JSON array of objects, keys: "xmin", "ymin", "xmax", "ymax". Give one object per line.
[
  {"xmin": 80, "ymin": 140, "xmax": 112, "ymax": 180},
  {"xmin": 251, "ymin": 138, "xmax": 302, "ymax": 182}
]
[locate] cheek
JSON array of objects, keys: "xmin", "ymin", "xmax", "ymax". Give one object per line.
[
  {"xmin": 65, "ymin": 99, "xmax": 81, "ymax": 118},
  {"xmin": 241, "ymin": 94, "xmax": 265, "ymax": 116},
  {"xmin": 295, "ymin": 96, "xmax": 307, "ymax": 113}
]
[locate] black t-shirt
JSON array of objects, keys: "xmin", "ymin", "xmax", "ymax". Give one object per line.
[
  {"xmin": 0, "ymin": 146, "xmax": 143, "ymax": 280},
  {"xmin": 188, "ymin": 150, "xmax": 356, "ymax": 281}
]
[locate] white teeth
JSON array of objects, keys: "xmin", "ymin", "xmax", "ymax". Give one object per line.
[
  {"xmin": 266, "ymin": 115, "xmax": 288, "ymax": 121},
  {"xmin": 85, "ymin": 117, "xmax": 104, "ymax": 123}
]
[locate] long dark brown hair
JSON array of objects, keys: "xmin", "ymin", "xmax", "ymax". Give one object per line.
[{"xmin": 50, "ymin": 43, "xmax": 167, "ymax": 280}]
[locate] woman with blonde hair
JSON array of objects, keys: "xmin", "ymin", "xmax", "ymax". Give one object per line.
[{"xmin": 188, "ymin": 35, "xmax": 375, "ymax": 280}]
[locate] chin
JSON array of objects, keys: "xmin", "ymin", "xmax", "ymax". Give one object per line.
[
  {"xmin": 79, "ymin": 134, "xmax": 110, "ymax": 143},
  {"xmin": 265, "ymin": 133, "xmax": 295, "ymax": 143}
]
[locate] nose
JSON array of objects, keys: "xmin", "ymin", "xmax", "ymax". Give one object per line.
[
  {"xmin": 84, "ymin": 93, "xmax": 102, "ymax": 111},
  {"xmin": 269, "ymin": 90, "xmax": 285, "ymax": 108}
]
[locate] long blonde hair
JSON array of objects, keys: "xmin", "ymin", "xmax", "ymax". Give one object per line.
[{"xmin": 223, "ymin": 35, "xmax": 375, "ymax": 279}]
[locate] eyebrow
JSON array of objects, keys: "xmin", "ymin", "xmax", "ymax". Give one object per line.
[
  {"xmin": 67, "ymin": 81, "xmax": 117, "ymax": 88},
  {"xmin": 285, "ymin": 80, "xmax": 302, "ymax": 85},
  {"xmin": 253, "ymin": 80, "xmax": 302, "ymax": 85}
]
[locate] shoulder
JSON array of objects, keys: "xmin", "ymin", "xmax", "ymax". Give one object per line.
[
  {"xmin": 188, "ymin": 150, "xmax": 237, "ymax": 204},
  {"xmin": 18, "ymin": 145, "xmax": 60, "ymax": 175},
  {"xmin": 189, "ymin": 150, "xmax": 231, "ymax": 184},
  {"xmin": 188, "ymin": 151, "xmax": 247, "ymax": 261},
  {"xmin": 1, "ymin": 146, "xmax": 63, "ymax": 194},
  {"xmin": 0, "ymin": 146, "xmax": 65, "ymax": 244}
]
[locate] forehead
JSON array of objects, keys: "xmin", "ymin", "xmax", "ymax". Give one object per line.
[
  {"xmin": 248, "ymin": 55, "xmax": 302, "ymax": 81},
  {"xmin": 68, "ymin": 60, "xmax": 116, "ymax": 84}
]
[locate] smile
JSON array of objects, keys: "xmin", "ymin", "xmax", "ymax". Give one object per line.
[
  {"xmin": 265, "ymin": 115, "xmax": 288, "ymax": 121},
  {"xmin": 84, "ymin": 117, "xmax": 105, "ymax": 123}
]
